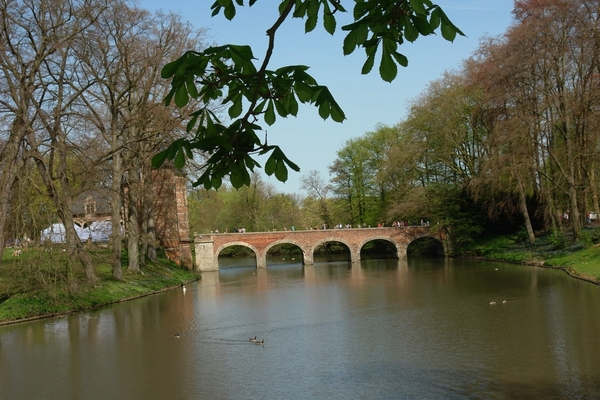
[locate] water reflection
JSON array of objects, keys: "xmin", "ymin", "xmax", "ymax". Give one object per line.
[{"xmin": 1, "ymin": 257, "xmax": 600, "ymax": 399}]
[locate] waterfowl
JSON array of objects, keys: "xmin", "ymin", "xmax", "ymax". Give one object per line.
[
  {"xmin": 175, "ymin": 333, "xmax": 180, "ymax": 338},
  {"xmin": 502, "ymin": 300, "xmax": 507, "ymax": 304},
  {"xmin": 249, "ymin": 336, "xmax": 257, "ymax": 342},
  {"xmin": 256, "ymin": 340, "xmax": 264, "ymax": 345},
  {"xmin": 182, "ymin": 285, "xmax": 186, "ymax": 294},
  {"xmin": 489, "ymin": 300, "xmax": 496, "ymax": 305}
]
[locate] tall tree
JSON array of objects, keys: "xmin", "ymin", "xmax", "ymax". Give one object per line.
[
  {"xmin": 77, "ymin": 3, "xmax": 205, "ymax": 276},
  {"xmin": 0, "ymin": 0, "xmax": 103, "ymax": 281},
  {"xmin": 329, "ymin": 138, "xmax": 372, "ymax": 226},
  {"xmin": 300, "ymin": 170, "xmax": 334, "ymax": 228}
]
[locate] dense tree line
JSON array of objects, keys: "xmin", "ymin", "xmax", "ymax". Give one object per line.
[{"xmin": 327, "ymin": 0, "xmax": 600, "ymax": 248}]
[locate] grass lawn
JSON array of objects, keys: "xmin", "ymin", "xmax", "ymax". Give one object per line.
[
  {"xmin": 463, "ymin": 228, "xmax": 600, "ymax": 283},
  {"xmin": 0, "ymin": 244, "xmax": 198, "ymax": 324},
  {"xmin": 545, "ymin": 245, "xmax": 600, "ymax": 281}
]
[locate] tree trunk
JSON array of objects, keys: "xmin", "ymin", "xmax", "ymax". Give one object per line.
[
  {"xmin": 29, "ymin": 132, "xmax": 98, "ymax": 286},
  {"xmin": 589, "ymin": 166, "xmax": 600, "ymax": 216},
  {"xmin": 512, "ymin": 157, "xmax": 535, "ymax": 244},
  {"xmin": 0, "ymin": 121, "xmax": 26, "ymax": 267},
  {"xmin": 143, "ymin": 168, "xmax": 157, "ymax": 263},
  {"xmin": 127, "ymin": 166, "xmax": 140, "ymax": 273},
  {"xmin": 110, "ymin": 146, "xmax": 124, "ymax": 280}
]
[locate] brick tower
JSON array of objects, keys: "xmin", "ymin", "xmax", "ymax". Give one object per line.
[{"xmin": 152, "ymin": 166, "xmax": 193, "ymax": 269}]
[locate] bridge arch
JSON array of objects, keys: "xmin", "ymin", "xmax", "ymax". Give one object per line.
[
  {"xmin": 357, "ymin": 236, "xmax": 402, "ymax": 259},
  {"xmin": 215, "ymin": 241, "xmax": 260, "ymax": 268},
  {"xmin": 311, "ymin": 237, "xmax": 355, "ymax": 263},
  {"xmin": 406, "ymin": 235, "xmax": 446, "ymax": 256},
  {"xmin": 264, "ymin": 239, "xmax": 308, "ymax": 265}
]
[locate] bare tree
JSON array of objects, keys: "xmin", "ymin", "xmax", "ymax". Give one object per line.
[
  {"xmin": 77, "ymin": 3, "xmax": 206, "ymax": 275},
  {"xmin": 0, "ymin": 0, "xmax": 103, "ymax": 282},
  {"xmin": 300, "ymin": 170, "xmax": 333, "ymax": 228}
]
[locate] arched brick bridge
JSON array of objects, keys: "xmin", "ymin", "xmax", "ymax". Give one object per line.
[{"xmin": 194, "ymin": 226, "xmax": 447, "ymax": 271}]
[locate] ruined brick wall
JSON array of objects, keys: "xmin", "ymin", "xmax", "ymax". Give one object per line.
[{"xmin": 153, "ymin": 166, "xmax": 193, "ymax": 269}]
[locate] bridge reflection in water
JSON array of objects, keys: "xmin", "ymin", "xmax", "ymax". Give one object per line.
[{"xmin": 194, "ymin": 226, "xmax": 447, "ymax": 271}]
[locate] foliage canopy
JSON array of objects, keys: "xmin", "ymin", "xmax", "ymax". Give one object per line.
[{"xmin": 153, "ymin": 0, "xmax": 464, "ymax": 189}]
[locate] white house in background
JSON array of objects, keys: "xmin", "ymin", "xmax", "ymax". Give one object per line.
[
  {"xmin": 40, "ymin": 189, "xmax": 118, "ymax": 244},
  {"xmin": 40, "ymin": 221, "xmax": 112, "ymax": 243}
]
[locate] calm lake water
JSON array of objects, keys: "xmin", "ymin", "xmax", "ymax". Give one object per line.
[{"xmin": 1, "ymin": 256, "xmax": 600, "ymax": 399}]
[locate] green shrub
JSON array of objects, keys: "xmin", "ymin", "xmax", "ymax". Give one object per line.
[{"xmin": 549, "ymin": 229, "xmax": 566, "ymax": 249}]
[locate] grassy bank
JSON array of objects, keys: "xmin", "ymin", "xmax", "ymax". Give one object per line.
[
  {"xmin": 0, "ymin": 245, "xmax": 198, "ymax": 324},
  {"xmin": 462, "ymin": 228, "xmax": 600, "ymax": 284}
]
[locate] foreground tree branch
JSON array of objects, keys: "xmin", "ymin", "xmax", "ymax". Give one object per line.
[{"xmin": 153, "ymin": 0, "xmax": 464, "ymax": 190}]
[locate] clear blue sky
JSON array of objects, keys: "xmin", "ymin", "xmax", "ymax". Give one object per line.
[{"xmin": 140, "ymin": 0, "xmax": 515, "ymax": 194}]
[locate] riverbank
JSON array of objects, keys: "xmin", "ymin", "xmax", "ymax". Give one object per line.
[
  {"xmin": 3, "ymin": 229, "xmax": 599, "ymax": 325},
  {"xmin": 0, "ymin": 246, "xmax": 198, "ymax": 325},
  {"xmin": 462, "ymin": 228, "xmax": 600, "ymax": 284}
]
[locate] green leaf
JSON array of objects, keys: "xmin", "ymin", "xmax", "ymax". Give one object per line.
[
  {"xmin": 292, "ymin": 0, "xmax": 307, "ymax": 18},
  {"xmin": 186, "ymin": 80, "xmax": 198, "ymax": 99},
  {"xmin": 264, "ymin": 154, "xmax": 276, "ymax": 176},
  {"xmin": 274, "ymin": 160, "xmax": 288, "ymax": 182},
  {"xmin": 361, "ymin": 49, "xmax": 376, "ymax": 75},
  {"xmin": 185, "ymin": 146, "xmax": 194, "ymax": 159},
  {"xmin": 404, "ymin": 18, "xmax": 419, "ymax": 42},
  {"xmin": 167, "ymin": 142, "xmax": 179, "ymax": 160},
  {"xmin": 318, "ymin": 101, "xmax": 330, "ymax": 119},
  {"xmin": 342, "ymin": 24, "xmax": 368, "ymax": 55},
  {"xmin": 305, "ymin": 0, "xmax": 319, "ymax": 33},
  {"xmin": 430, "ymin": 9, "xmax": 440, "ymax": 29},
  {"xmin": 151, "ymin": 149, "xmax": 170, "ymax": 168},
  {"xmin": 203, "ymin": 173, "xmax": 212, "ymax": 190},
  {"xmin": 412, "ymin": 15, "xmax": 434, "ymax": 35},
  {"xmin": 230, "ymin": 169, "xmax": 244, "ymax": 189},
  {"xmin": 392, "ymin": 51, "xmax": 408, "ymax": 68},
  {"xmin": 284, "ymin": 157, "xmax": 300, "ymax": 172},
  {"xmin": 264, "ymin": 101, "xmax": 276, "ymax": 125},
  {"xmin": 274, "ymin": 99, "xmax": 287, "ymax": 117},
  {"xmin": 175, "ymin": 85, "xmax": 189, "ymax": 108},
  {"xmin": 284, "ymin": 94, "xmax": 299, "ymax": 116},
  {"xmin": 228, "ymin": 94, "xmax": 243, "ymax": 118},
  {"xmin": 174, "ymin": 148, "xmax": 186, "ymax": 169},
  {"xmin": 162, "ymin": 59, "xmax": 182, "ymax": 79},
  {"xmin": 210, "ymin": 175, "xmax": 222, "ymax": 189},
  {"xmin": 330, "ymin": 100, "xmax": 346, "ymax": 122},
  {"xmin": 305, "ymin": 14, "xmax": 317, "ymax": 33},
  {"xmin": 323, "ymin": 5, "xmax": 336, "ymax": 35},
  {"xmin": 164, "ymin": 89, "xmax": 175, "ymax": 106},
  {"xmin": 186, "ymin": 115, "xmax": 199, "ymax": 132},
  {"xmin": 224, "ymin": 3, "xmax": 236, "ymax": 20},
  {"xmin": 380, "ymin": 38, "xmax": 398, "ymax": 82},
  {"xmin": 441, "ymin": 22, "xmax": 457, "ymax": 42},
  {"xmin": 409, "ymin": 0, "xmax": 427, "ymax": 15}
]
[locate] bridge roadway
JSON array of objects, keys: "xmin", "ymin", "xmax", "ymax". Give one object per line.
[{"xmin": 194, "ymin": 226, "xmax": 446, "ymax": 271}]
